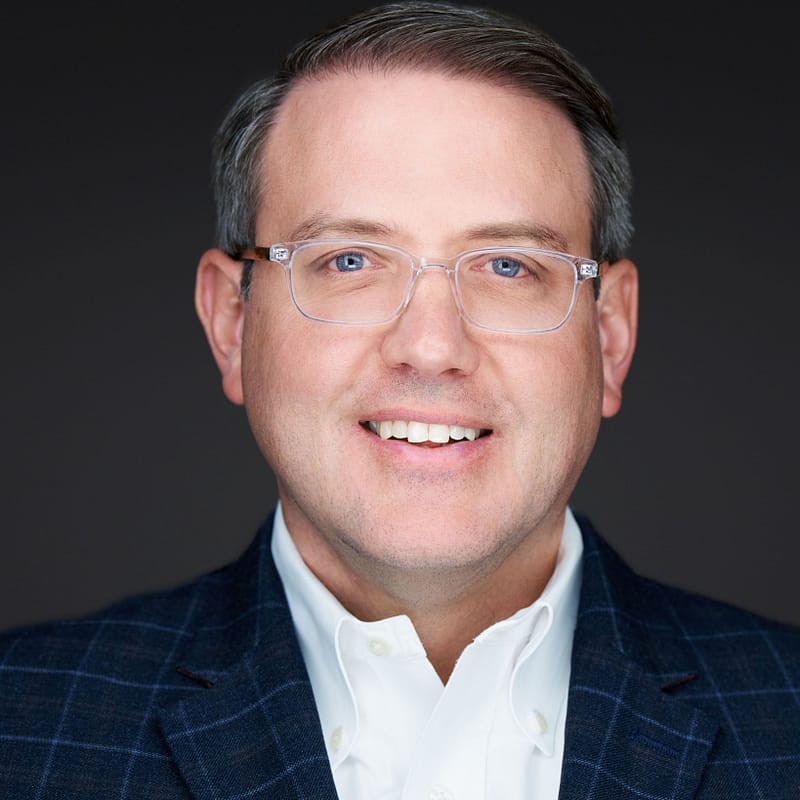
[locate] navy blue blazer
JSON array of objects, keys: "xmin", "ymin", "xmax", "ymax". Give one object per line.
[{"xmin": 1, "ymin": 513, "xmax": 798, "ymax": 798}]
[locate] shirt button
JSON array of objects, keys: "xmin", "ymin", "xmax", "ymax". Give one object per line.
[
  {"xmin": 429, "ymin": 785, "xmax": 454, "ymax": 800},
  {"xmin": 367, "ymin": 636, "xmax": 391, "ymax": 656},
  {"xmin": 531, "ymin": 709, "xmax": 548, "ymax": 735},
  {"xmin": 329, "ymin": 726, "xmax": 345, "ymax": 753}
]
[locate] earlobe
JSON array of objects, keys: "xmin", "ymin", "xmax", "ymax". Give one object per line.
[
  {"xmin": 194, "ymin": 248, "xmax": 246, "ymax": 406},
  {"xmin": 597, "ymin": 258, "xmax": 639, "ymax": 418}
]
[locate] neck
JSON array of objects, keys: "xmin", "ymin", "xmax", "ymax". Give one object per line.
[{"xmin": 287, "ymin": 511, "xmax": 564, "ymax": 683}]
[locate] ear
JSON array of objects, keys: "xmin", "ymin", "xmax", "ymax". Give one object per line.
[
  {"xmin": 596, "ymin": 258, "xmax": 638, "ymax": 418},
  {"xmin": 194, "ymin": 248, "xmax": 246, "ymax": 406}
]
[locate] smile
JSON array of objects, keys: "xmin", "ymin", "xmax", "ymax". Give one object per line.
[{"xmin": 364, "ymin": 420, "xmax": 491, "ymax": 445}]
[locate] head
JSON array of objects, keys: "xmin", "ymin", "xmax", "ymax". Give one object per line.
[
  {"xmin": 213, "ymin": 1, "xmax": 633, "ymax": 294},
  {"xmin": 195, "ymin": 1, "xmax": 638, "ymax": 609}
]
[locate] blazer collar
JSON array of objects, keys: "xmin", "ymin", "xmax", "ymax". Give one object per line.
[{"xmin": 558, "ymin": 517, "xmax": 720, "ymax": 800}]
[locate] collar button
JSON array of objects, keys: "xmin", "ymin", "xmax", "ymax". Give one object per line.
[
  {"xmin": 531, "ymin": 709, "xmax": 548, "ymax": 735},
  {"xmin": 329, "ymin": 725, "xmax": 345, "ymax": 753},
  {"xmin": 367, "ymin": 636, "xmax": 391, "ymax": 656}
]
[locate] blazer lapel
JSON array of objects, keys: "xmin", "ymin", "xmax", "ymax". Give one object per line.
[
  {"xmin": 158, "ymin": 635, "xmax": 338, "ymax": 800},
  {"xmin": 559, "ymin": 631, "xmax": 718, "ymax": 800},
  {"xmin": 559, "ymin": 520, "xmax": 720, "ymax": 800},
  {"xmin": 156, "ymin": 517, "xmax": 339, "ymax": 800}
]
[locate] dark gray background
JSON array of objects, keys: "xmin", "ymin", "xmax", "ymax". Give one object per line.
[{"xmin": 2, "ymin": 2, "xmax": 798, "ymax": 634}]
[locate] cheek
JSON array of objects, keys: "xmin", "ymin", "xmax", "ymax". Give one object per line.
[
  {"xmin": 240, "ymin": 304, "xmax": 292, "ymax": 418},
  {"xmin": 238, "ymin": 298, "xmax": 318, "ymax": 481},
  {"xmin": 551, "ymin": 322, "xmax": 605, "ymax": 466},
  {"xmin": 506, "ymin": 318, "xmax": 604, "ymax": 477},
  {"xmin": 239, "ymin": 301, "xmax": 376, "ymax": 443}
]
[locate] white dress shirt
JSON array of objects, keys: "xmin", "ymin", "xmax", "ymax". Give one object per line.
[{"xmin": 272, "ymin": 503, "xmax": 583, "ymax": 800}]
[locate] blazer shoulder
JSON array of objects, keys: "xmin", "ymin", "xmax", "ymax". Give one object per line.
[
  {"xmin": 574, "ymin": 512, "xmax": 800, "ymax": 700},
  {"xmin": 0, "ymin": 512, "xmax": 283, "ymax": 679},
  {"xmin": 575, "ymin": 511, "xmax": 800, "ymax": 652},
  {"xmin": 0, "ymin": 576, "xmax": 211, "ymax": 797},
  {"xmin": 572, "ymin": 515, "xmax": 800, "ymax": 797},
  {"xmin": 0, "ymin": 515, "xmax": 296, "ymax": 798}
]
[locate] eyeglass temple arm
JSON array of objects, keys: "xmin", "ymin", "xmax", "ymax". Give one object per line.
[{"xmin": 237, "ymin": 247, "xmax": 272, "ymax": 262}]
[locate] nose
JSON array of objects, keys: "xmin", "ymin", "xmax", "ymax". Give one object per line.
[{"xmin": 379, "ymin": 264, "xmax": 480, "ymax": 377}]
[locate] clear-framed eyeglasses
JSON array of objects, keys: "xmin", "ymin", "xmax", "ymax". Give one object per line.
[{"xmin": 238, "ymin": 239, "xmax": 603, "ymax": 334}]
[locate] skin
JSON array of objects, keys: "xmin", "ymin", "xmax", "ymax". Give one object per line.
[{"xmin": 196, "ymin": 70, "xmax": 638, "ymax": 681}]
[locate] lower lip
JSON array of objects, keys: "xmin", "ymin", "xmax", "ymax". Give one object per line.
[{"xmin": 358, "ymin": 424, "xmax": 493, "ymax": 468}]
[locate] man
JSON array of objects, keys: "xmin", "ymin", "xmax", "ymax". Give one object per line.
[{"xmin": 1, "ymin": 2, "xmax": 798, "ymax": 798}]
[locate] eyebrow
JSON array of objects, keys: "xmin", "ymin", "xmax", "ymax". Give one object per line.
[
  {"xmin": 289, "ymin": 214, "xmax": 395, "ymax": 242},
  {"xmin": 287, "ymin": 214, "xmax": 570, "ymax": 253},
  {"xmin": 460, "ymin": 222, "xmax": 570, "ymax": 253}
]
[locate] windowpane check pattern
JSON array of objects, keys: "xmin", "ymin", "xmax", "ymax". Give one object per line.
[
  {"xmin": 239, "ymin": 240, "xmax": 601, "ymax": 333},
  {"xmin": 1, "ymin": 515, "xmax": 798, "ymax": 798}
]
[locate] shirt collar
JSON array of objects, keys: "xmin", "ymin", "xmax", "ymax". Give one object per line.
[
  {"xmin": 271, "ymin": 503, "xmax": 359, "ymax": 764},
  {"xmin": 508, "ymin": 510, "xmax": 582, "ymax": 754},
  {"xmin": 272, "ymin": 502, "xmax": 582, "ymax": 761}
]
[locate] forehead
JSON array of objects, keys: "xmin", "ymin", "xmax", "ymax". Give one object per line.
[{"xmin": 259, "ymin": 69, "xmax": 593, "ymax": 252}]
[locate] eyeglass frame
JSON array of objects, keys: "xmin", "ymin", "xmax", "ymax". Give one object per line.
[{"xmin": 237, "ymin": 239, "xmax": 606, "ymax": 334}]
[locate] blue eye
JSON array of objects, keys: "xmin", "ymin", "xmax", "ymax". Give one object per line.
[
  {"xmin": 490, "ymin": 257, "xmax": 522, "ymax": 277},
  {"xmin": 335, "ymin": 253, "xmax": 366, "ymax": 272}
]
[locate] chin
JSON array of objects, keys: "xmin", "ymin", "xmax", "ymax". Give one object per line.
[{"xmin": 347, "ymin": 509, "xmax": 524, "ymax": 571}]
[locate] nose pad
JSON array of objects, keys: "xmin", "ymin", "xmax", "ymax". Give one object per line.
[{"xmin": 404, "ymin": 263, "xmax": 461, "ymax": 317}]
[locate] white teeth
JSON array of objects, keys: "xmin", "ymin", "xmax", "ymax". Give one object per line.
[
  {"xmin": 407, "ymin": 421, "xmax": 429, "ymax": 443},
  {"xmin": 366, "ymin": 419, "xmax": 485, "ymax": 444},
  {"xmin": 428, "ymin": 423, "xmax": 450, "ymax": 443}
]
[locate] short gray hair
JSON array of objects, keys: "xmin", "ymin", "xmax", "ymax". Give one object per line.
[{"xmin": 212, "ymin": 2, "xmax": 634, "ymax": 295}]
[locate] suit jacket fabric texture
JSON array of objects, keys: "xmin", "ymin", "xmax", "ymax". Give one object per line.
[{"xmin": 1, "ymin": 513, "xmax": 798, "ymax": 799}]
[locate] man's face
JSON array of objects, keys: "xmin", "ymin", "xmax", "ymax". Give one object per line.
[{"xmin": 204, "ymin": 70, "xmax": 635, "ymax": 594}]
